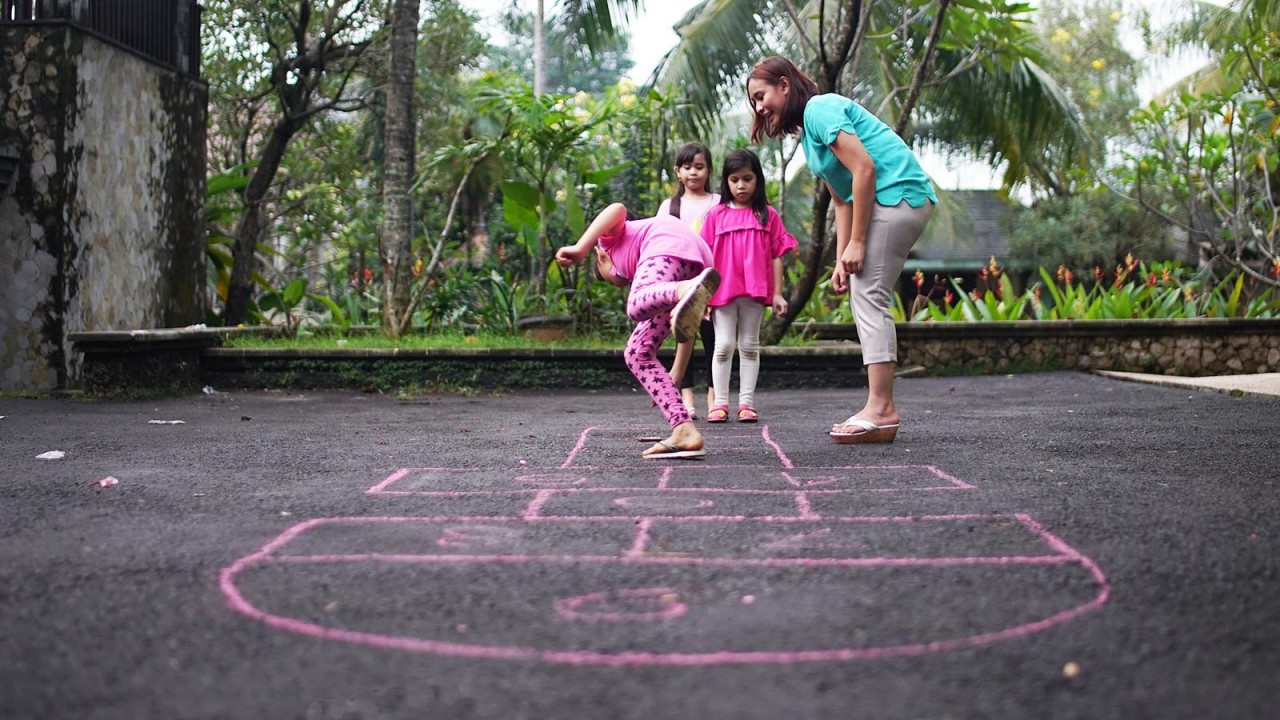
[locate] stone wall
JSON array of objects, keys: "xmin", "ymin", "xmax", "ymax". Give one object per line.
[
  {"xmin": 810, "ymin": 320, "xmax": 1280, "ymax": 375},
  {"xmin": 0, "ymin": 24, "xmax": 207, "ymax": 391}
]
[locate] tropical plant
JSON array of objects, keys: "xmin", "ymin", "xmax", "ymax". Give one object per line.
[
  {"xmin": 1117, "ymin": 0, "xmax": 1280, "ymax": 286},
  {"xmin": 879, "ymin": 258, "xmax": 1280, "ymax": 322},
  {"xmin": 1005, "ymin": 188, "xmax": 1176, "ymax": 273},
  {"xmin": 202, "ymin": 0, "xmax": 382, "ymax": 325},
  {"xmin": 643, "ymin": 0, "xmax": 1089, "ymax": 343},
  {"xmin": 480, "ymin": 81, "xmax": 632, "ymax": 294}
]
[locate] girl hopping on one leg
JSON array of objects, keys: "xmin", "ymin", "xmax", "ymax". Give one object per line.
[
  {"xmin": 555, "ymin": 203, "xmax": 720, "ymax": 459},
  {"xmin": 700, "ymin": 149, "xmax": 797, "ymax": 424},
  {"xmin": 658, "ymin": 142, "xmax": 722, "ymax": 419}
]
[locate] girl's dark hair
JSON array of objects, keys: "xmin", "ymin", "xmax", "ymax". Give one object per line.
[
  {"xmin": 747, "ymin": 56, "xmax": 818, "ymax": 143},
  {"xmin": 668, "ymin": 142, "xmax": 712, "ymax": 219},
  {"xmin": 719, "ymin": 148, "xmax": 769, "ymax": 226}
]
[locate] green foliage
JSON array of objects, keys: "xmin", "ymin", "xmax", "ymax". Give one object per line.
[
  {"xmin": 1030, "ymin": 0, "xmax": 1148, "ymax": 190},
  {"xmin": 1118, "ymin": 1, "xmax": 1279, "ymax": 287},
  {"xmin": 487, "ymin": 7, "xmax": 636, "ymax": 94},
  {"xmin": 1005, "ymin": 188, "xmax": 1175, "ymax": 273},
  {"xmin": 1123, "ymin": 86, "xmax": 1279, "ymax": 285},
  {"xmin": 875, "ymin": 259, "xmax": 1280, "ymax": 323},
  {"xmin": 205, "ymin": 164, "xmax": 251, "ymax": 311}
]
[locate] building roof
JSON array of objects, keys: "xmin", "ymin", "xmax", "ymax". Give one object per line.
[{"xmin": 905, "ymin": 190, "xmax": 1011, "ymax": 271}]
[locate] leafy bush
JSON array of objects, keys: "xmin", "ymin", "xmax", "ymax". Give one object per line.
[{"xmin": 1005, "ymin": 188, "xmax": 1175, "ymax": 273}]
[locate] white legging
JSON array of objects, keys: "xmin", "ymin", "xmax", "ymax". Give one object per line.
[{"xmin": 711, "ymin": 296, "xmax": 766, "ymax": 409}]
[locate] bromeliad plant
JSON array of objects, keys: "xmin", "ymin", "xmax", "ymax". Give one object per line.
[{"xmin": 889, "ymin": 257, "xmax": 1280, "ymax": 322}]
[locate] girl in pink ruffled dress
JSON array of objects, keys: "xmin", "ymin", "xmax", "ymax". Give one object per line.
[{"xmin": 699, "ymin": 149, "xmax": 798, "ymax": 424}]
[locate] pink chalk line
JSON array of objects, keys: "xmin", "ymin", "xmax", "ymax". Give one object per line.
[
  {"xmin": 627, "ymin": 518, "xmax": 652, "ymax": 555},
  {"xmin": 369, "ymin": 465, "xmax": 975, "ymax": 496},
  {"xmin": 522, "ymin": 490, "xmax": 553, "ymax": 519},
  {"xmin": 254, "ymin": 514, "xmax": 1023, "ymax": 531},
  {"xmin": 760, "ymin": 425, "xmax": 793, "ymax": 468},
  {"xmin": 613, "ymin": 496, "xmax": 715, "ymax": 511},
  {"xmin": 794, "ymin": 493, "xmax": 819, "ymax": 519},
  {"xmin": 560, "ymin": 426, "xmax": 597, "ymax": 468},
  {"xmin": 219, "ymin": 513, "xmax": 1109, "ymax": 666},
  {"xmin": 555, "ymin": 587, "xmax": 687, "ymax": 623},
  {"xmin": 243, "ymin": 552, "xmax": 1081, "ymax": 569}
]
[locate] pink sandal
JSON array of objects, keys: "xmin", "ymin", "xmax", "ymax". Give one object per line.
[
  {"xmin": 737, "ymin": 406, "xmax": 759, "ymax": 423},
  {"xmin": 706, "ymin": 406, "xmax": 729, "ymax": 423}
]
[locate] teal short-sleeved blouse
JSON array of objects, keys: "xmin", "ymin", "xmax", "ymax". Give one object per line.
[{"xmin": 801, "ymin": 94, "xmax": 938, "ymax": 208}]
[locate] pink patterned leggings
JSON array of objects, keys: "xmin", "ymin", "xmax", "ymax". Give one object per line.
[{"xmin": 625, "ymin": 255, "xmax": 702, "ymax": 428}]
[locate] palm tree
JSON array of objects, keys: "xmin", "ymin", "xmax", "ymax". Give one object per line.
[
  {"xmin": 380, "ymin": 0, "xmax": 419, "ymax": 336},
  {"xmin": 539, "ymin": 0, "xmax": 646, "ymax": 96},
  {"xmin": 647, "ymin": 0, "xmax": 1088, "ymax": 341}
]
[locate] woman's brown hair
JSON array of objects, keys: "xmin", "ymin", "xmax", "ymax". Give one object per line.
[{"xmin": 747, "ymin": 56, "xmax": 819, "ymax": 143}]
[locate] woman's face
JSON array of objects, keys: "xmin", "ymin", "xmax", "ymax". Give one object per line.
[
  {"xmin": 747, "ymin": 77, "xmax": 788, "ymax": 133},
  {"xmin": 725, "ymin": 167, "xmax": 757, "ymax": 207}
]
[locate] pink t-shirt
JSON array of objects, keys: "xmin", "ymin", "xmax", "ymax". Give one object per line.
[
  {"xmin": 657, "ymin": 193, "xmax": 721, "ymax": 234},
  {"xmin": 700, "ymin": 204, "xmax": 797, "ymax": 306},
  {"xmin": 599, "ymin": 214, "xmax": 713, "ymax": 282}
]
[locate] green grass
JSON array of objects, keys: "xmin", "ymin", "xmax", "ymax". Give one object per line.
[{"xmin": 221, "ymin": 329, "xmax": 633, "ymax": 350}]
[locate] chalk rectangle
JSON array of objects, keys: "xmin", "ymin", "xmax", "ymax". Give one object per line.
[
  {"xmin": 267, "ymin": 517, "xmax": 641, "ymax": 559},
  {"xmin": 645, "ymin": 516, "xmax": 1061, "ymax": 561},
  {"xmin": 533, "ymin": 490, "xmax": 804, "ymax": 519}
]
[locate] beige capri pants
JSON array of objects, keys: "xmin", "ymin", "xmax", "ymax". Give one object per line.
[{"xmin": 851, "ymin": 199, "xmax": 935, "ymax": 365}]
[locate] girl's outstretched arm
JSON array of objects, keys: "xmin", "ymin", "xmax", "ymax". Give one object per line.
[{"xmin": 555, "ymin": 203, "xmax": 628, "ymax": 267}]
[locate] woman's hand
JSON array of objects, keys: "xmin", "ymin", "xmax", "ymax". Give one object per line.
[{"xmin": 839, "ymin": 239, "xmax": 865, "ymax": 276}]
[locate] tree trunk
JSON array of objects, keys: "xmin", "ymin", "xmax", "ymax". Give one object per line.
[
  {"xmin": 225, "ymin": 120, "xmax": 303, "ymax": 325},
  {"xmin": 761, "ymin": 0, "xmax": 862, "ymax": 344},
  {"xmin": 533, "ymin": 0, "xmax": 545, "ymax": 96},
  {"xmin": 380, "ymin": 0, "xmax": 420, "ymax": 337},
  {"xmin": 762, "ymin": 186, "xmax": 833, "ymax": 344}
]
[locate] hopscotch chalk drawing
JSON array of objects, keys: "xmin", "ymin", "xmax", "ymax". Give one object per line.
[{"xmin": 220, "ymin": 425, "xmax": 1109, "ymax": 666}]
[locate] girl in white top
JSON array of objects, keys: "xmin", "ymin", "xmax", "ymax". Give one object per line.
[{"xmin": 657, "ymin": 142, "xmax": 721, "ymax": 419}]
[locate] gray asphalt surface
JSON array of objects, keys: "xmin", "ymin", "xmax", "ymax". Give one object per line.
[{"xmin": 2, "ymin": 371, "xmax": 1277, "ymax": 720}]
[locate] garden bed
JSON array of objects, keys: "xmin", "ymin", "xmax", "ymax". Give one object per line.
[
  {"xmin": 68, "ymin": 318, "xmax": 1280, "ymax": 396},
  {"xmin": 810, "ymin": 318, "xmax": 1280, "ymax": 375}
]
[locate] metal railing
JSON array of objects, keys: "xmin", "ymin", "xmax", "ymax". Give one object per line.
[{"xmin": 1, "ymin": 0, "xmax": 201, "ymax": 78}]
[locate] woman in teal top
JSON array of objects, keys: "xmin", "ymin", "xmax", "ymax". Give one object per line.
[{"xmin": 746, "ymin": 55, "xmax": 936, "ymax": 445}]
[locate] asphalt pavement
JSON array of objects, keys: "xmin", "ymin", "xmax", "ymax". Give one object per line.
[{"xmin": 1, "ymin": 370, "xmax": 1277, "ymax": 720}]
